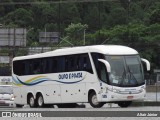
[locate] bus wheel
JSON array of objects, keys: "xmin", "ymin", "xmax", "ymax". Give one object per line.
[
  {"xmin": 28, "ymin": 95, "xmax": 36, "ymax": 108},
  {"xmin": 89, "ymin": 92, "xmax": 104, "ymax": 108},
  {"xmin": 118, "ymin": 101, "xmax": 132, "ymax": 108},
  {"xmin": 37, "ymin": 94, "xmax": 44, "ymax": 107}
]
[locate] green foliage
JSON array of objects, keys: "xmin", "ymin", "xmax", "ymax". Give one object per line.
[
  {"xmin": 14, "ymin": 48, "xmax": 28, "ymax": 56},
  {"xmin": 149, "ymin": 9, "xmax": 160, "ymax": 24},
  {"xmin": 108, "ymin": 7, "xmax": 128, "ymax": 27},
  {"xmin": 64, "ymin": 23, "xmax": 88, "ymax": 46},
  {"xmin": 0, "ymin": 0, "xmax": 159, "ymax": 69},
  {"xmin": 91, "ymin": 22, "xmax": 160, "ymax": 69}
]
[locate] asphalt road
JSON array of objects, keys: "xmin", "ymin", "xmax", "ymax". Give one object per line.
[{"xmin": 0, "ymin": 104, "xmax": 160, "ymax": 120}]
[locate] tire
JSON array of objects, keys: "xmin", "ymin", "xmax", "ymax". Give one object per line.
[
  {"xmin": 16, "ymin": 104, "xmax": 23, "ymax": 108},
  {"xmin": 37, "ymin": 94, "xmax": 44, "ymax": 107},
  {"xmin": 28, "ymin": 95, "xmax": 36, "ymax": 108},
  {"xmin": 88, "ymin": 92, "xmax": 104, "ymax": 108},
  {"xmin": 118, "ymin": 101, "xmax": 132, "ymax": 108}
]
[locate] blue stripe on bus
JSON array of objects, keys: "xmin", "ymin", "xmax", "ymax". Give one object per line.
[{"xmin": 13, "ymin": 76, "xmax": 83, "ymax": 86}]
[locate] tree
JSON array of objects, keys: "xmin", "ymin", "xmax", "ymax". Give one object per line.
[
  {"xmin": 31, "ymin": 2, "xmax": 51, "ymax": 29},
  {"xmin": 60, "ymin": 3, "xmax": 81, "ymax": 29},
  {"xmin": 84, "ymin": 4, "xmax": 100, "ymax": 32},
  {"xmin": 108, "ymin": 7, "xmax": 128, "ymax": 27},
  {"xmin": 0, "ymin": 0, "xmax": 15, "ymax": 17},
  {"xmin": 14, "ymin": 8, "xmax": 33, "ymax": 27},
  {"xmin": 64, "ymin": 23, "xmax": 88, "ymax": 46},
  {"xmin": 2, "ymin": 8, "xmax": 32, "ymax": 27},
  {"xmin": 149, "ymin": 9, "xmax": 160, "ymax": 24}
]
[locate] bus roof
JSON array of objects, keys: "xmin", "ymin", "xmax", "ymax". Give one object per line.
[{"xmin": 13, "ymin": 45, "xmax": 138, "ymax": 61}]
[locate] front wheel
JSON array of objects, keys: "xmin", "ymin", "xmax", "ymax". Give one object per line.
[
  {"xmin": 88, "ymin": 92, "xmax": 104, "ymax": 108},
  {"xmin": 118, "ymin": 101, "xmax": 132, "ymax": 108}
]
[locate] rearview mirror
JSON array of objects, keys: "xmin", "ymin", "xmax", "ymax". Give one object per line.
[
  {"xmin": 98, "ymin": 59, "xmax": 111, "ymax": 73},
  {"xmin": 141, "ymin": 58, "xmax": 150, "ymax": 71}
]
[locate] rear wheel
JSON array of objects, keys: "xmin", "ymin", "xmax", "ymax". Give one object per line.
[
  {"xmin": 37, "ymin": 94, "xmax": 44, "ymax": 107},
  {"xmin": 88, "ymin": 92, "xmax": 104, "ymax": 108},
  {"xmin": 118, "ymin": 101, "xmax": 132, "ymax": 108},
  {"xmin": 28, "ymin": 95, "xmax": 36, "ymax": 108}
]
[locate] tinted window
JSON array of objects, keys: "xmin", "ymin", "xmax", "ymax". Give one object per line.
[
  {"xmin": 13, "ymin": 60, "xmax": 25, "ymax": 76},
  {"xmin": 13, "ymin": 53, "xmax": 93, "ymax": 76},
  {"xmin": 52, "ymin": 58, "xmax": 58, "ymax": 73},
  {"xmin": 32, "ymin": 59, "xmax": 41, "ymax": 74},
  {"xmin": 41, "ymin": 58, "xmax": 51, "ymax": 73},
  {"xmin": 78, "ymin": 54, "xmax": 93, "ymax": 73}
]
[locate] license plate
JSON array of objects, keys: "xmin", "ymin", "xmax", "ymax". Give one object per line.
[{"xmin": 127, "ymin": 96, "xmax": 133, "ymax": 99}]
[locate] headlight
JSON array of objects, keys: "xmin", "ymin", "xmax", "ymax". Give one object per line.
[
  {"xmin": 113, "ymin": 89, "xmax": 120, "ymax": 93},
  {"xmin": 10, "ymin": 96, "xmax": 14, "ymax": 101},
  {"xmin": 106, "ymin": 87, "xmax": 113, "ymax": 92}
]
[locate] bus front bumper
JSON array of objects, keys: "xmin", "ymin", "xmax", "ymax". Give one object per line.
[{"xmin": 100, "ymin": 89, "xmax": 146, "ymax": 102}]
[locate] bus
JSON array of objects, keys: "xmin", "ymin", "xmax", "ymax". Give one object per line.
[{"xmin": 12, "ymin": 45, "xmax": 150, "ymax": 108}]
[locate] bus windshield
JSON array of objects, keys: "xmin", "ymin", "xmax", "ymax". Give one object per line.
[{"xmin": 105, "ymin": 55, "xmax": 144, "ymax": 87}]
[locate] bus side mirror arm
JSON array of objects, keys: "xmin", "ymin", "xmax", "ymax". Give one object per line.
[
  {"xmin": 98, "ymin": 59, "xmax": 111, "ymax": 73},
  {"xmin": 141, "ymin": 58, "xmax": 150, "ymax": 71}
]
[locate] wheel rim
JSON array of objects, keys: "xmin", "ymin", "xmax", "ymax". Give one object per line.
[
  {"xmin": 92, "ymin": 94, "xmax": 99, "ymax": 105},
  {"xmin": 30, "ymin": 97, "xmax": 34, "ymax": 107},
  {"xmin": 38, "ymin": 96, "xmax": 43, "ymax": 106}
]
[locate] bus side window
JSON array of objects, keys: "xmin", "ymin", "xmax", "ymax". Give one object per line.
[
  {"xmin": 58, "ymin": 56, "xmax": 65, "ymax": 72},
  {"xmin": 65, "ymin": 56, "xmax": 69, "ymax": 71},
  {"xmin": 51, "ymin": 56, "xmax": 65, "ymax": 73},
  {"xmin": 78, "ymin": 55, "xmax": 85, "ymax": 71},
  {"xmin": 33, "ymin": 59, "xmax": 41, "ymax": 74},
  {"xmin": 79, "ymin": 54, "xmax": 93, "ymax": 74},
  {"xmin": 52, "ymin": 58, "xmax": 58, "ymax": 73},
  {"xmin": 28, "ymin": 60, "xmax": 33, "ymax": 75},
  {"xmin": 13, "ymin": 60, "xmax": 25, "ymax": 76},
  {"xmin": 41, "ymin": 58, "xmax": 51, "ymax": 74},
  {"xmin": 75, "ymin": 55, "xmax": 80, "ymax": 71},
  {"xmin": 70, "ymin": 56, "xmax": 75, "ymax": 71}
]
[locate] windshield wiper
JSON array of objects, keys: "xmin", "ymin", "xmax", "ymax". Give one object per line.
[
  {"xmin": 127, "ymin": 65, "xmax": 138, "ymax": 85},
  {"xmin": 119, "ymin": 67, "xmax": 127, "ymax": 86}
]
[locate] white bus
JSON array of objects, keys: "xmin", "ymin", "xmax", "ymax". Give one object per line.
[{"xmin": 12, "ymin": 45, "xmax": 150, "ymax": 108}]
